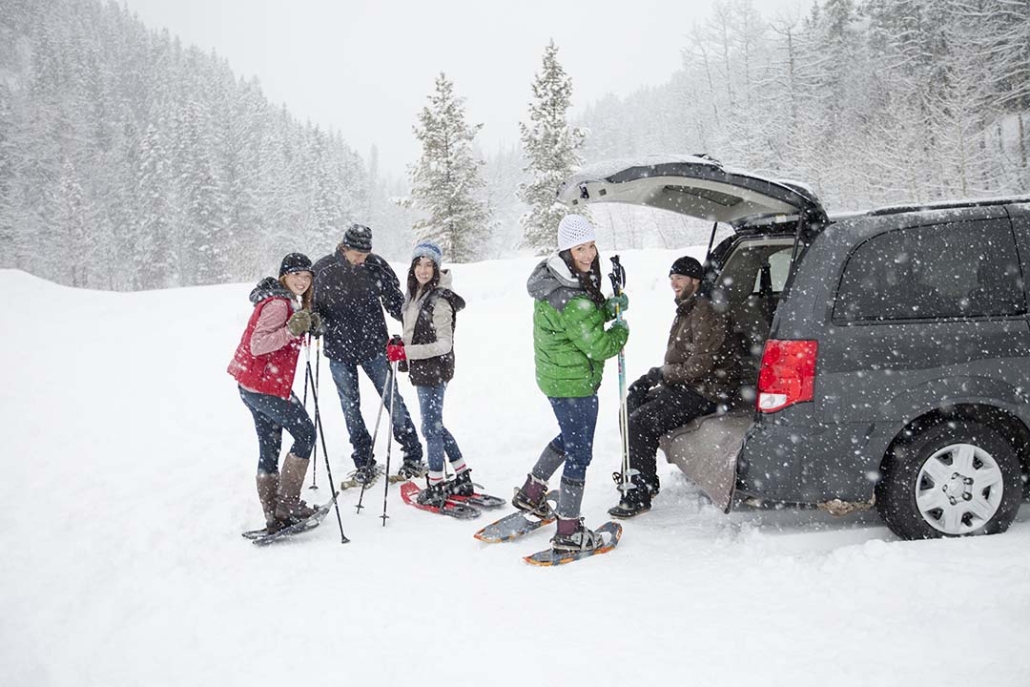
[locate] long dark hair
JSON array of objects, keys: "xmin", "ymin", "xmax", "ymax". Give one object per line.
[
  {"xmin": 406, "ymin": 257, "xmax": 440, "ymax": 298},
  {"xmin": 559, "ymin": 249, "xmax": 606, "ymax": 308}
]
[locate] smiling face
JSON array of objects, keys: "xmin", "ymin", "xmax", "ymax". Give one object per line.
[
  {"xmin": 414, "ymin": 257, "xmax": 436, "ymax": 286},
  {"xmin": 283, "ymin": 271, "xmax": 312, "ymax": 297},
  {"xmin": 569, "ymin": 241, "xmax": 598, "ymax": 274},
  {"xmin": 670, "ymin": 273, "xmax": 699, "ymax": 301}
]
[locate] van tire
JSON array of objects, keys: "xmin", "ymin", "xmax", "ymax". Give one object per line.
[{"xmin": 876, "ymin": 420, "xmax": 1022, "ymax": 539}]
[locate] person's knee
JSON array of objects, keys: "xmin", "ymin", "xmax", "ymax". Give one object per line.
[{"xmin": 421, "ymin": 417, "xmax": 441, "ymax": 440}]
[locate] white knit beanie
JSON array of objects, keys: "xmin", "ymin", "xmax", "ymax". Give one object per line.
[{"xmin": 557, "ymin": 214, "xmax": 597, "ymax": 252}]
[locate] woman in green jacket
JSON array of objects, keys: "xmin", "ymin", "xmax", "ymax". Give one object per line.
[{"xmin": 513, "ymin": 214, "xmax": 629, "ymax": 552}]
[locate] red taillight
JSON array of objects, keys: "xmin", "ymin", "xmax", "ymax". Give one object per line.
[{"xmin": 756, "ymin": 339, "xmax": 818, "ymax": 413}]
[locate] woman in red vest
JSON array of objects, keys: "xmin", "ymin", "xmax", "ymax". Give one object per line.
[{"xmin": 228, "ymin": 253, "xmax": 319, "ymax": 535}]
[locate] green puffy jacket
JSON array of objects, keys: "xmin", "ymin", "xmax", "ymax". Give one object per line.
[{"xmin": 527, "ymin": 255, "xmax": 629, "ymax": 398}]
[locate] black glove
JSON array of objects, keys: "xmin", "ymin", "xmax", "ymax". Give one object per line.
[
  {"xmin": 629, "ymin": 367, "xmax": 663, "ymax": 396},
  {"xmin": 645, "ymin": 366, "xmax": 663, "ymax": 386},
  {"xmin": 628, "ymin": 378, "xmax": 649, "ymax": 396},
  {"xmin": 309, "ymin": 312, "xmax": 323, "ymax": 338}
]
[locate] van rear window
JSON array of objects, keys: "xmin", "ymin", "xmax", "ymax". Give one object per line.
[{"xmin": 832, "ymin": 219, "xmax": 1026, "ymax": 322}]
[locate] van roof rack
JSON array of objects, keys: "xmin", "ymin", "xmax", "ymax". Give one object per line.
[{"xmin": 866, "ymin": 196, "xmax": 1030, "ymax": 217}]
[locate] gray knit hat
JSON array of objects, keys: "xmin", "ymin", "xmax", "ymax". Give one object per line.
[{"xmin": 342, "ymin": 223, "xmax": 373, "ymax": 253}]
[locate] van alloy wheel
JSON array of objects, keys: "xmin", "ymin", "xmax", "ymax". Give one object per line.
[
  {"xmin": 875, "ymin": 420, "xmax": 1023, "ymax": 540},
  {"xmin": 914, "ymin": 443, "xmax": 1003, "ymax": 535}
]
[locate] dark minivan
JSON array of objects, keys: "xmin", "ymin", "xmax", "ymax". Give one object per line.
[{"xmin": 559, "ymin": 156, "xmax": 1030, "ymax": 539}]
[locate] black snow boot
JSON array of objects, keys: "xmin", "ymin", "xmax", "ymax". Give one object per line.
[
  {"xmin": 416, "ymin": 480, "xmax": 451, "ymax": 507},
  {"xmin": 607, "ymin": 489, "xmax": 652, "ymax": 519},
  {"xmin": 397, "ymin": 458, "xmax": 428, "ymax": 480},
  {"xmin": 607, "ymin": 474, "xmax": 657, "ymax": 519},
  {"xmin": 346, "ymin": 461, "xmax": 383, "ymax": 488},
  {"xmin": 450, "ymin": 469, "xmax": 474, "ymax": 497}
]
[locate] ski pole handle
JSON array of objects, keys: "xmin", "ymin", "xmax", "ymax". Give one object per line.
[{"xmin": 608, "ymin": 255, "xmax": 626, "ymax": 296}]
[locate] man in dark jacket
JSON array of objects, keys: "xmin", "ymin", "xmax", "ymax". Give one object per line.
[
  {"xmin": 608, "ymin": 255, "xmax": 740, "ymax": 518},
  {"xmin": 313, "ymin": 223, "xmax": 424, "ymax": 484}
]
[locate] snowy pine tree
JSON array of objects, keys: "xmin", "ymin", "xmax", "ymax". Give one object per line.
[
  {"xmin": 408, "ymin": 73, "xmax": 490, "ymax": 263},
  {"xmin": 518, "ymin": 40, "xmax": 586, "ymax": 255}
]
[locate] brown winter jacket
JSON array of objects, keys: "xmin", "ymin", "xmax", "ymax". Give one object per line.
[{"xmin": 662, "ymin": 294, "xmax": 741, "ymax": 404}]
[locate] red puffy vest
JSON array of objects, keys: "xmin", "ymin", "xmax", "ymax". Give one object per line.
[{"xmin": 227, "ymin": 297, "xmax": 302, "ymax": 399}]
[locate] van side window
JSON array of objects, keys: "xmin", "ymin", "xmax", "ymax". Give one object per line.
[{"xmin": 833, "ymin": 220, "xmax": 1025, "ymax": 323}]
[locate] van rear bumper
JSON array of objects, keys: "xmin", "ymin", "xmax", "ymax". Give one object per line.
[{"xmin": 736, "ymin": 415, "xmax": 880, "ymax": 504}]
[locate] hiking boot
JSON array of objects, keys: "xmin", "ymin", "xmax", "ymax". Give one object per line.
[
  {"xmin": 551, "ymin": 518, "xmax": 605, "ymax": 553},
  {"xmin": 416, "ymin": 480, "xmax": 451, "ymax": 507},
  {"xmin": 512, "ymin": 474, "xmax": 552, "ymax": 519},
  {"xmin": 450, "ymin": 469, "xmax": 474, "ymax": 497},
  {"xmin": 397, "ymin": 459, "xmax": 428, "ymax": 480}
]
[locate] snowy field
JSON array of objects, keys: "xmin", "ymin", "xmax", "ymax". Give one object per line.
[{"xmin": 2, "ymin": 249, "xmax": 1029, "ymax": 687}]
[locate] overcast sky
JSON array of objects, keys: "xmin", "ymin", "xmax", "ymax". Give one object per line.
[{"xmin": 119, "ymin": 0, "xmax": 804, "ymax": 177}]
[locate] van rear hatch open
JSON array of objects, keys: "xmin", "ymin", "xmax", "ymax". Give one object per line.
[
  {"xmin": 558, "ymin": 157, "xmax": 827, "ymax": 511},
  {"xmin": 557, "ymin": 155, "xmax": 827, "ymax": 229}
]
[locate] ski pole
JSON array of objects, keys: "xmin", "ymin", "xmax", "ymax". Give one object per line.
[
  {"xmin": 608, "ymin": 255, "xmax": 633, "ymax": 495},
  {"xmin": 305, "ymin": 361, "xmax": 349, "ymax": 544},
  {"xmin": 306, "ymin": 337, "xmax": 319, "ymax": 488},
  {"xmin": 381, "ymin": 356, "xmax": 400, "ymax": 527},
  {"xmin": 302, "ymin": 336, "xmax": 311, "ymax": 407},
  {"xmin": 356, "ymin": 362, "xmax": 392, "ymax": 513}
]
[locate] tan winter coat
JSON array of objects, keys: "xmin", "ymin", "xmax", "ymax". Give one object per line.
[{"xmin": 662, "ymin": 294, "xmax": 740, "ymax": 404}]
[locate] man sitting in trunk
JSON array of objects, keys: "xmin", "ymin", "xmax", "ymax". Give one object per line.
[{"xmin": 608, "ymin": 256, "xmax": 742, "ymax": 519}]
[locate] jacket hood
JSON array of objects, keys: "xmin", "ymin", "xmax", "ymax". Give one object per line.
[
  {"xmin": 527, "ymin": 254, "xmax": 579, "ymax": 300},
  {"xmin": 249, "ymin": 276, "xmax": 293, "ymax": 304},
  {"xmin": 527, "ymin": 254, "xmax": 588, "ymax": 313},
  {"xmin": 437, "ymin": 269, "xmax": 454, "ymax": 291}
]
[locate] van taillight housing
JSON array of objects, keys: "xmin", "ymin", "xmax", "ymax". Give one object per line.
[{"xmin": 757, "ymin": 339, "xmax": 818, "ymax": 413}]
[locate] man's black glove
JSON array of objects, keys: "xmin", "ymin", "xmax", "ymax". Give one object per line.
[
  {"xmin": 629, "ymin": 367, "xmax": 663, "ymax": 396},
  {"xmin": 645, "ymin": 366, "xmax": 663, "ymax": 386},
  {"xmin": 309, "ymin": 312, "xmax": 324, "ymax": 338}
]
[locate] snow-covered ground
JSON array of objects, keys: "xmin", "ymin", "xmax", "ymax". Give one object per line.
[{"xmin": 3, "ymin": 249, "xmax": 1029, "ymax": 687}]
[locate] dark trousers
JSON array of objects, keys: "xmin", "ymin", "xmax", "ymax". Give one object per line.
[
  {"xmin": 626, "ymin": 383, "xmax": 715, "ymax": 490},
  {"xmin": 238, "ymin": 386, "xmax": 316, "ymax": 474},
  {"xmin": 328, "ymin": 352, "xmax": 422, "ymax": 466},
  {"xmin": 546, "ymin": 395, "xmax": 599, "ymax": 482}
]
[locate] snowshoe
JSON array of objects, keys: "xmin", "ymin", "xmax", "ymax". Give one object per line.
[
  {"xmin": 551, "ymin": 518, "xmax": 606, "ymax": 553},
  {"xmin": 340, "ymin": 462, "xmax": 384, "ymax": 490},
  {"xmin": 525, "ymin": 522, "xmax": 622, "ymax": 566}
]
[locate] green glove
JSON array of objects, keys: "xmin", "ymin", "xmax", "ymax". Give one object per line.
[
  {"xmin": 610, "ymin": 319, "xmax": 629, "ymax": 334},
  {"xmin": 605, "ymin": 293, "xmax": 629, "ymax": 318},
  {"xmin": 287, "ymin": 310, "xmax": 312, "ymax": 336}
]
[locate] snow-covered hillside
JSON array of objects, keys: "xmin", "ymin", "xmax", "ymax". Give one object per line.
[{"xmin": 2, "ymin": 249, "xmax": 1029, "ymax": 687}]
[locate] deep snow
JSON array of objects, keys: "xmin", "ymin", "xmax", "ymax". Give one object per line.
[{"xmin": 2, "ymin": 249, "xmax": 1029, "ymax": 687}]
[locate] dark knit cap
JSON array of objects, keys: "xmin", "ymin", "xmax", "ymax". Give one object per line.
[
  {"xmin": 342, "ymin": 223, "xmax": 373, "ymax": 253},
  {"xmin": 670, "ymin": 256, "xmax": 703, "ymax": 279},
  {"xmin": 279, "ymin": 252, "xmax": 313, "ymax": 277}
]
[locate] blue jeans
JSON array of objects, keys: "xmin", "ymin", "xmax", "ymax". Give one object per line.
[
  {"xmin": 416, "ymin": 383, "xmax": 463, "ymax": 473},
  {"xmin": 546, "ymin": 395, "xmax": 599, "ymax": 482},
  {"xmin": 328, "ymin": 352, "xmax": 422, "ymax": 467},
  {"xmin": 238, "ymin": 387, "xmax": 315, "ymax": 474}
]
